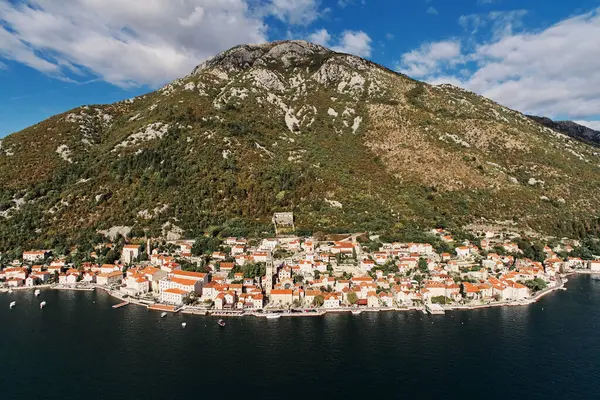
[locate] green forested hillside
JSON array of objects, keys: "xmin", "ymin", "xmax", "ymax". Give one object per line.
[{"xmin": 1, "ymin": 40, "xmax": 600, "ymax": 252}]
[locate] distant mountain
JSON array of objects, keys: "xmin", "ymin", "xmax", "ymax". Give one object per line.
[
  {"xmin": 528, "ymin": 116, "xmax": 600, "ymax": 146},
  {"xmin": 2, "ymin": 40, "xmax": 600, "ymax": 251}
]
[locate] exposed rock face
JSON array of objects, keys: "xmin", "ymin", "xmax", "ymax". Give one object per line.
[{"xmin": 192, "ymin": 40, "xmax": 331, "ymax": 74}]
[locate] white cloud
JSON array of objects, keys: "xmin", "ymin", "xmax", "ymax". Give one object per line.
[
  {"xmin": 398, "ymin": 8, "xmax": 600, "ymax": 120},
  {"xmin": 397, "ymin": 40, "xmax": 462, "ymax": 78},
  {"xmin": 308, "ymin": 28, "xmax": 331, "ymax": 46},
  {"xmin": 337, "ymin": 0, "xmax": 365, "ymax": 8},
  {"xmin": 459, "ymin": 10, "xmax": 527, "ymax": 37},
  {"xmin": 332, "ymin": 30, "xmax": 372, "ymax": 58},
  {"xmin": 0, "ymin": 25, "xmax": 60, "ymax": 74},
  {"xmin": 269, "ymin": 0, "xmax": 320, "ymax": 25},
  {"xmin": 308, "ymin": 29, "xmax": 372, "ymax": 57},
  {"xmin": 0, "ymin": 0, "xmax": 269, "ymax": 87},
  {"xmin": 573, "ymin": 120, "xmax": 600, "ymax": 131},
  {"xmin": 427, "ymin": 7, "xmax": 438, "ymax": 15}
]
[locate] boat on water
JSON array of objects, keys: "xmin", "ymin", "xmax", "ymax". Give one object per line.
[
  {"xmin": 161, "ymin": 312, "xmax": 167, "ymax": 318},
  {"xmin": 34, "ymin": 289, "xmax": 40, "ymax": 296},
  {"xmin": 8, "ymin": 289, "xmax": 13, "ymax": 294},
  {"xmin": 266, "ymin": 314, "xmax": 281, "ymax": 319},
  {"xmin": 218, "ymin": 319, "xmax": 226, "ymax": 327},
  {"xmin": 9, "ymin": 301, "xmax": 16, "ymax": 309},
  {"xmin": 40, "ymin": 301, "xmax": 47, "ymax": 309},
  {"xmin": 351, "ymin": 310, "xmax": 362, "ymax": 315},
  {"xmin": 181, "ymin": 322, "xmax": 187, "ymax": 328}
]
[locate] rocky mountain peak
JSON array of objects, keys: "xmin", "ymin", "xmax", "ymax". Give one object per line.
[{"xmin": 191, "ymin": 40, "xmax": 333, "ymax": 75}]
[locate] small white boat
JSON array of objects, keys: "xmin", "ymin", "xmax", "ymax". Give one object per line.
[
  {"xmin": 9, "ymin": 301, "xmax": 16, "ymax": 309},
  {"xmin": 34, "ymin": 289, "xmax": 41, "ymax": 296},
  {"xmin": 181, "ymin": 322, "xmax": 187, "ymax": 328},
  {"xmin": 40, "ymin": 301, "xmax": 47, "ymax": 309},
  {"xmin": 218, "ymin": 319, "xmax": 226, "ymax": 327},
  {"xmin": 351, "ymin": 310, "xmax": 362, "ymax": 315},
  {"xmin": 8, "ymin": 289, "xmax": 13, "ymax": 294},
  {"xmin": 161, "ymin": 312, "xmax": 167, "ymax": 318},
  {"xmin": 266, "ymin": 314, "xmax": 281, "ymax": 319}
]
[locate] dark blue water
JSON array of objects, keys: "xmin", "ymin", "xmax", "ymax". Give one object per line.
[{"xmin": 2, "ymin": 275, "xmax": 600, "ymax": 400}]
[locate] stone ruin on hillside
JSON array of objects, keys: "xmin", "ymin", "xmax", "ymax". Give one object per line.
[{"xmin": 272, "ymin": 212, "xmax": 295, "ymax": 235}]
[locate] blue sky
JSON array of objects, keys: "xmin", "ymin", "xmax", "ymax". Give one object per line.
[{"xmin": 2, "ymin": 0, "xmax": 600, "ymax": 137}]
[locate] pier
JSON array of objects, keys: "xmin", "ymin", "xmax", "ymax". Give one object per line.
[
  {"xmin": 112, "ymin": 301, "xmax": 129, "ymax": 309},
  {"xmin": 147, "ymin": 304, "xmax": 178, "ymax": 313},
  {"xmin": 426, "ymin": 304, "xmax": 445, "ymax": 315}
]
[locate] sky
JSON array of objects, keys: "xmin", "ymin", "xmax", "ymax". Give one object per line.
[{"xmin": 1, "ymin": 0, "xmax": 600, "ymax": 137}]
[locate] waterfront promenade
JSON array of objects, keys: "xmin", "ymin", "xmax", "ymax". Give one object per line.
[{"xmin": 0, "ymin": 270, "xmax": 579, "ymax": 318}]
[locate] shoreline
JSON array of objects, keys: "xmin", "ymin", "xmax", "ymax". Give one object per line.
[{"xmin": 2, "ymin": 271, "xmax": 587, "ymax": 317}]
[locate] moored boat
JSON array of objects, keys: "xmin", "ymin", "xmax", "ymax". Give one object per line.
[
  {"xmin": 10, "ymin": 301, "xmax": 16, "ymax": 309},
  {"xmin": 266, "ymin": 314, "xmax": 281, "ymax": 319},
  {"xmin": 40, "ymin": 301, "xmax": 47, "ymax": 309},
  {"xmin": 161, "ymin": 312, "xmax": 167, "ymax": 318},
  {"xmin": 351, "ymin": 310, "xmax": 362, "ymax": 315},
  {"xmin": 34, "ymin": 289, "xmax": 40, "ymax": 296},
  {"xmin": 181, "ymin": 322, "xmax": 187, "ymax": 328},
  {"xmin": 218, "ymin": 319, "xmax": 226, "ymax": 327}
]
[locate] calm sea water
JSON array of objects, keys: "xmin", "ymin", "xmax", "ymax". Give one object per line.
[{"xmin": 2, "ymin": 275, "xmax": 600, "ymax": 400}]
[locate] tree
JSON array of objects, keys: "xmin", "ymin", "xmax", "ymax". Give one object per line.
[
  {"xmin": 104, "ymin": 249, "xmax": 118, "ymax": 264},
  {"xmin": 313, "ymin": 295, "xmax": 324, "ymax": 307},
  {"xmin": 191, "ymin": 236, "xmax": 222, "ymax": 256},
  {"xmin": 242, "ymin": 263, "xmax": 265, "ymax": 279},
  {"xmin": 179, "ymin": 260, "xmax": 198, "ymax": 272},
  {"xmin": 347, "ymin": 292, "xmax": 358, "ymax": 305},
  {"xmin": 459, "ymin": 283, "xmax": 466, "ymax": 299},
  {"xmin": 431, "ymin": 296, "xmax": 451, "ymax": 304},
  {"xmin": 418, "ymin": 257, "xmax": 428, "ymax": 272},
  {"xmin": 523, "ymin": 278, "xmax": 547, "ymax": 293}
]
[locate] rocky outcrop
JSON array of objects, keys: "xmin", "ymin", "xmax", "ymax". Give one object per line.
[{"xmin": 191, "ymin": 40, "xmax": 331, "ymax": 74}]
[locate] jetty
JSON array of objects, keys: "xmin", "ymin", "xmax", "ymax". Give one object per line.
[
  {"xmin": 112, "ymin": 301, "xmax": 129, "ymax": 309},
  {"xmin": 147, "ymin": 304, "xmax": 179, "ymax": 313},
  {"xmin": 426, "ymin": 303, "xmax": 445, "ymax": 315}
]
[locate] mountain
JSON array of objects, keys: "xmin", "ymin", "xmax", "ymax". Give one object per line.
[
  {"xmin": 2, "ymin": 40, "xmax": 600, "ymax": 252},
  {"xmin": 527, "ymin": 116, "xmax": 600, "ymax": 147}
]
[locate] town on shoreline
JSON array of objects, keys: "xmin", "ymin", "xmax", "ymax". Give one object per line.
[{"xmin": 3, "ymin": 224, "xmax": 600, "ymax": 317}]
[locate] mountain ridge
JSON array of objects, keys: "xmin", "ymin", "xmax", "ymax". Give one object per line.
[
  {"xmin": 1, "ymin": 40, "xmax": 600, "ymax": 251},
  {"xmin": 527, "ymin": 115, "xmax": 600, "ymax": 147}
]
